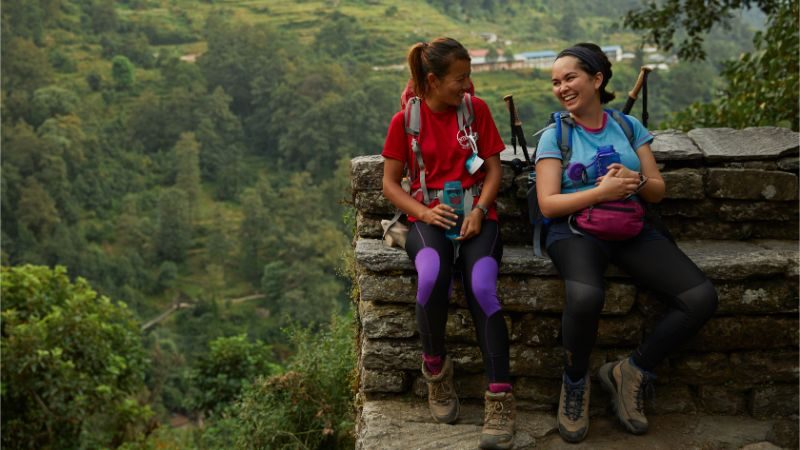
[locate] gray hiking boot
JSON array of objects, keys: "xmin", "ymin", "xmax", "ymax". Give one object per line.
[
  {"xmin": 599, "ymin": 357, "xmax": 655, "ymax": 435},
  {"xmin": 557, "ymin": 373, "xmax": 591, "ymax": 443},
  {"xmin": 480, "ymin": 390, "xmax": 515, "ymax": 449},
  {"xmin": 421, "ymin": 356, "xmax": 459, "ymax": 424}
]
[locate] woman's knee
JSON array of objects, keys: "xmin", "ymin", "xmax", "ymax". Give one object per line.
[
  {"xmin": 469, "ymin": 256, "xmax": 501, "ymax": 317},
  {"xmin": 564, "ymin": 280, "xmax": 605, "ymax": 317},
  {"xmin": 677, "ymin": 279, "xmax": 718, "ymax": 325},
  {"xmin": 415, "ymin": 247, "xmax": 448, "ymax": 305}
]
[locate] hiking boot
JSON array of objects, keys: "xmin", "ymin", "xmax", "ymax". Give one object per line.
[
  {"xmin": 599, "ymin": 357, "xmax": 655, "ymax": 435},
  {"xmin": 557, "ymin": 373, "xmax": 591, "ymax": 443},
  {"xmin": 421, "ymin": 356, "xmax": 459, "ymax": 424},
  {"xmin": 480, "ymin": 390, "xmax": 515, "ymax": 449}
]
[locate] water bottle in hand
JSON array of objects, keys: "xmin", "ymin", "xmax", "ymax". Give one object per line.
[
  {"xmin": 442, "ymin": 181, "xmax": 464, "ymax": 240},
  {"xmin": 596, "ymin": 145, "xmax": 621, "ymax": 177}
]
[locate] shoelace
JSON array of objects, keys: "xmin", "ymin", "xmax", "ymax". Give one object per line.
[
  {"xmin": 431, "ymin": 378, "xmax": 453, "ymax": 403},
  {"xmin": 485, "ymin": 398, "xmax": 511, "ymax": 427},
  {"xmin": 564, "ymin": 382, "xmax": 586, "ymax": 421},
  {"xmin": 633, "ymin": 374, "xmax": 656, "ymax": 414}
]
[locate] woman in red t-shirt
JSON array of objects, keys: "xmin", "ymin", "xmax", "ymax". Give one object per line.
[{"xmin": 382, "ymin": 37, "xmax": 514, "ymax": 450}]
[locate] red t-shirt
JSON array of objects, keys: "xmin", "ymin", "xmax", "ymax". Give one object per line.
[{"xmin": 382, "ymin": 96, "xmax": 505, "ymax": 222}]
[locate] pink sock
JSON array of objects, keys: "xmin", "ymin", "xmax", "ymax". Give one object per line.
[
  {"xmin": 489, "ymin": 383, "xmax": 513, "ymax": 393},
  {"xmin": 423, "ymin": 354, "xmax": 443, "ymax": 375}
]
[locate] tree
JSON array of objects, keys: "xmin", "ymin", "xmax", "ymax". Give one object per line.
[
  {"xmin": 174, "ymin": 132, "xmax": 202, "ymax": 216},
  {"xmin": 625, "ymin": 0, "xmax": 783, "ymax": 61},
  {"xmin": 111, "ymin": 55, "xmax": 135, "ymax": 91},
  {"xmin": 659, "ymin": 0, "xmax": 799, "ymax": 130},
  {"xmin": 189, "ymin": 334, "xmax": 278, "ymax": 417},
  {"xmin": 1, "ymin": 37, "xmax": 52, "ymax": 96},
  {"xmin": 156, "ymin": 188, "xmax": 192, "ymax": 262},
  {"xmin": 1, "ymin": 265, "xmax": 151, "ymax": 449},
  {"xmin": 29, "ymin": 85, "xmax": 79, "ymax": 127},
  {"xmin": 220, "ymin": 314, "xmax": 355, "ymax": 449}
]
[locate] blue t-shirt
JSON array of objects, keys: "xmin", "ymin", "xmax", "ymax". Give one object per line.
[{"xmin": 535, "ymin": 112, "xmax": 654, "ymax": 194}]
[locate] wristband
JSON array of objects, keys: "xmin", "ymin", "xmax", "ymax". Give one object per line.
[{"xmin": 475, "ymin": 204, "xmax": 489, "ymax": 217}]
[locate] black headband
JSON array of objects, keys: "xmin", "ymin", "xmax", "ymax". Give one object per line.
[{"xmin": 558, "ymin": 46, "xmax": 608, "ymax": 79}]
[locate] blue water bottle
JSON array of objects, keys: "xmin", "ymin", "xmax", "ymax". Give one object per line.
[
  {"xmin": 442, "ymin": 181, "xmax": 464, "ymax": 240},
  {"xmin": 596, "ymin": 145, "xmax": 621, "ymax": 177}
]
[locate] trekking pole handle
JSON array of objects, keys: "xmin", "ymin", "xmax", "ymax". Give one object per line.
[
  {"xmin": 504, "ymin": 95, "xmax": 522, "ymax": 127},
  {"xmin": 628, "ymin": 67, "xmax": 653, "ymax": 101}
]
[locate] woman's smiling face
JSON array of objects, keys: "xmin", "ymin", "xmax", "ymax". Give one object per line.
[
  {"xmin": 429, "ymin": 57, "xmax": 472, "ymax": 108},
  {"xmin": 551, "ymin": 56, "xmax": 603, "ymax": 114}
]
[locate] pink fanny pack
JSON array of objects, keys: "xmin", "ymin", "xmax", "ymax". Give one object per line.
[{"xmin": 570, "ymin": 199, "xmax": 645, "ymax": 241}]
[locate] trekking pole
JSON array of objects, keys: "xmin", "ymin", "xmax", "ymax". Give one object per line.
[
  {"xmin": 641, "ymin": 69, "xmax": 650, "ymax": 127},
  {"xmin": 503, "ymin": 95, "xmax": 532, "ymax": 167},
  {"xmin": 622, "ymin": 66, "xmax": 652, "ymax": 116}
]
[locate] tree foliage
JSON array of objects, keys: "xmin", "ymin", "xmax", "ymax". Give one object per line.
[
  {"xmin": 210, "ymin": 314, "xmax": 355, "ymax": 450},
  {"xmin": 659, "ymin": 0, "xmax": 799, "ymax": 130},
  {"xmin": 1, "ymin": 265, "xmax": 151, "ymax": 449},
  {"xmin": 625, "ymin": 0, "xmax": 783, "ymax": 61}
]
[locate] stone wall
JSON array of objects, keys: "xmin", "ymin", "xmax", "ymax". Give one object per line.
[{"xmin": 351, "ymin": 127, "xmax": 799, "ymax": 418}]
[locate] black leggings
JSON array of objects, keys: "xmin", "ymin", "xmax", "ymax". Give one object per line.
[
  {"xmin": 547, "ymin": 234, "xmax": 718, "ymax": 380},
  {"xmin": 405, "ymin": 220, "xmax": 510, "ymax": 383}
]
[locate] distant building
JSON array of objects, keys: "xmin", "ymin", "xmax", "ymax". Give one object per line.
[
  {"xmin": 515, "ymin": 50, "xmax": 557, "ymax": 69},
  {"xmin": 601, "ymin": 45, "xmax": 623, "ymax": 62}
]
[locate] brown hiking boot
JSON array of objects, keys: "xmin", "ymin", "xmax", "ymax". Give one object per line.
[
  {"xmin": 557, "ymin": 373, "xmax": 591, "ymax": 443},
  {"xmin": 599, "ymin": 358, "xmax": 655, "ymax": 435},
  {"xmin": 421, "ymin": 356, "xmax": 459, "ymax": 424},
  {"xmin": 480, "ymin": 390, "xmax": 515, "ymax": 449}
]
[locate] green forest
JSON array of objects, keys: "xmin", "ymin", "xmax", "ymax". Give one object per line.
[{"xmin": 2, "ymin": 0, "xmax": 796, "ymax": 448}]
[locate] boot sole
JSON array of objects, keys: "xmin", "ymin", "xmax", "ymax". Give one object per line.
[
  {"xmin": 430, "ymin": 399, "xmax": 460, "ymax": 424},
  {"xmin": 598, "ymin": 363, "xmax": 647, "ymax": 436}
]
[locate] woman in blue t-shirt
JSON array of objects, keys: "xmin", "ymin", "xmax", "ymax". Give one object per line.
[{"xmin": 535, "ymin": 43, "xmax": 718, "ymax": 443}]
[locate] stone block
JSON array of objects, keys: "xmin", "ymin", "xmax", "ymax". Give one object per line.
[
  {"xmin": 513, "ymin": 377, "xmax": 561, "ymax": 406},
  {"xmin": 750, "ymin": 384, "xmax": 800, "ymax": 418},
  {"xmin": 647, "ymin": 385, "xmax": 697, "ymax": 414},
  {"xmin": 715, "ymin": 280, "xmax": 799, "ymax": 314},
  {"xmin": 677, "ymin": 240, "xmax": 794, "ymax": 280},
  {"xmin": 358, "ymin": 273, "xmax": 416, "ymax": 303},
  {"xmin": 510, "ymin": 314, "xmax": 561, "ymax": 346},
  {"xmin": 688, "ymin": 316, "xmax": 798, "ymax": 351},
  {"xmin": 356, "ymin": 212, "xmax": 386, "ymax": 239},
  {"xmin": 510, "ymin": 345, "xmax": 562, "ymax": 377},
  {"xmin": 447, "ymin": 345, "xmax": 485, "ymax": 373},
  {"xmin": 354, "ymin": 190, "xmax": 395, "ymax": 214},
  {"xmin": 750, "ymin": 220, "xmax": 800, "ymax": 240},
  {"xmin": 688, "ymin": 127, "xmax": 799, "ymax": 162},
  {"xmin": 706, "ymin": 168, "xmax": 798, "ymax": 201},
  {"xmin": 650, "ymin": 130, "xmax": 704, "ymax": 161},
  {"xmin": 718, "ymin": 200, "xmax": 799, "ymax": 222},
  {"xmin": 662, "ymin": 218, "xmax": 753, "ymax": 240},
  {"xmin": 351, "ymin": 155, "xmax": 384, "ymax": 191},
  {"xmin": 766, "ymin": 420, "xmax": 800, "ymax": 449},
  {"xmin": 670, "ymin": 353, "xmax": 732, "ymax": 384},
  {"xmin": 361, "ymin": 338, "xmax": 420, "ymax": 371},
  {"xmin": 596, "ymin": 314, "xmax": 644, "ymax": 346},
  {"xmin": 444, "ymin": 309, "xmax": 512, "ymax": 344},
  {"xmin": 730, "ymin": 351, "xmax": 800, "ymax": 384},
  {"xmin": 778, "ymin": 156, "xmax": 799, "ymax": 172},
  {"xmin": 501, "ymin": 277, "xmax": 635, "ymax": 315},
  {"xmin": 656, "ymin": 199, "xmax": 716, "ymax": 219},
  {"xmin": 355, "ymin": 239, "xmax": 413, "ymax": 273},
  {"xmin": 361, "ymin": 368, "xmax": 408, "ymax": 393},
  {"xmin": 359, "ymin": 301, "xmax": 416, "ymax": 339},
  {"xmin": 662, "ymin": 168, "xmax": 706, "ymax": 200},
  {"xmin": 697, "ymin": 385, "xmax": 747, "ymax": 414}
]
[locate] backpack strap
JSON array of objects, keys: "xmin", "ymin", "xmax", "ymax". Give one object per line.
[
  {"xmin": 456, "ymin": 93, "xmax": 474, "ymax": 131},
  {"xmin": 553, "ymin": 111, "xmax": 574, "ymax": 168},
  {"xmin": 403, "ymin": 97, "xmax": 431, "ymax": 204},
  {"xmin": 606, "ymin": 109, "xmax": 636, "ymax": 149}
]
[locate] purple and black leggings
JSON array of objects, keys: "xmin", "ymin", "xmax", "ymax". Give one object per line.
[{"xmin": 405, "ymin": 220, "xmax": 510, "ymax": 383}]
